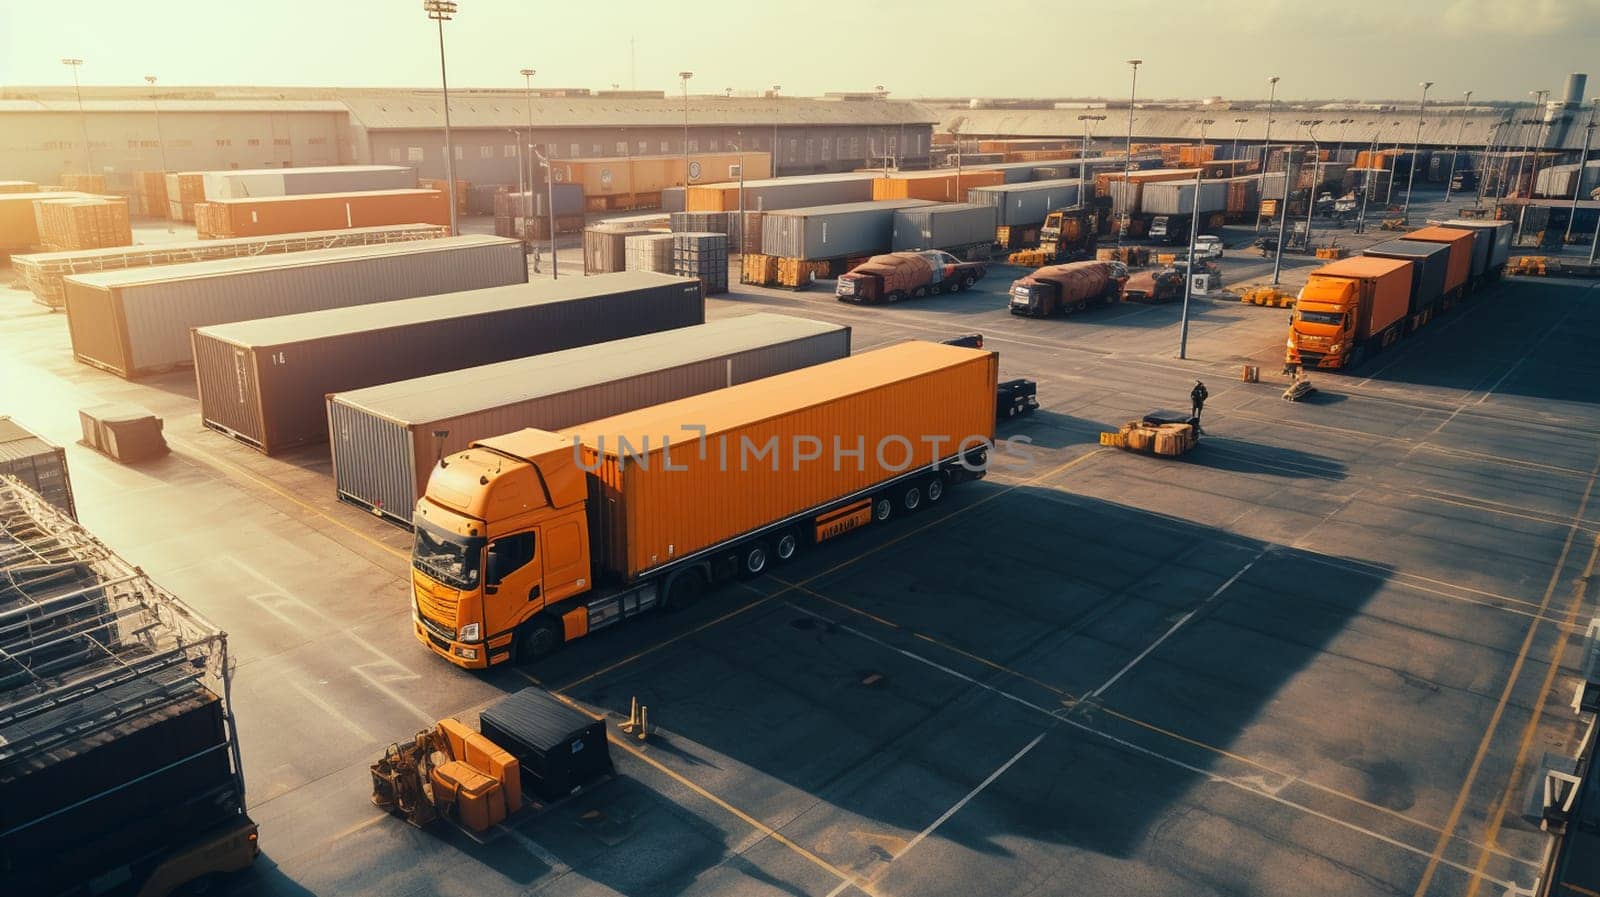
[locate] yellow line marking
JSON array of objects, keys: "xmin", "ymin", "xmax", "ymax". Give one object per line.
[
  {"xmin": 522, "ymin": 672, "xmax": 872, "ymax": 894},
  {"xmin": 1411, "ymin": 449, "xmax": 1600, "ymax": 897},
  {"xmin": 1463, "ymin": 532, "xmax": 1600, "ymax": 897},
  {"xmin": 555, "ymin": 596, "xmax": 775, "ymax": 692}
]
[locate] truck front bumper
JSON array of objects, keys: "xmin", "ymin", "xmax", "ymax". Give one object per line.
[
  {"xmin": 1287, "ymin": 349, "xmax": 1344, "ymax": 370},
  {"xmin": 415, "ymin": 620, "xmax": 492, "ymax": 670}
]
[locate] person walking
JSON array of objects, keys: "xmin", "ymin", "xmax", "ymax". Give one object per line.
[{"xmin": 1190, "ymin": 380, "xmax": 1209, "ymax": 422}]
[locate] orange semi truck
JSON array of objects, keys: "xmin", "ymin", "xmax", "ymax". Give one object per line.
[
  {"xmin": 1285, "ymin": 256, "xmax": 1412, "ymax": 370},
  {"xmin": 409, "ymin": 342, "xmax": 998, "ymax": 668}
]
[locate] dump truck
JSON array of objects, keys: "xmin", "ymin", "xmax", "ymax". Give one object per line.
[
  {"xmin": 1285, "ymin": 256, "xmax": 1412, "ymax": 370},
  {"xmin": 1008, "ymin": 260, "xmax": 1127, "ymax": 317},
  {"xmin": 1120, "ymin": 268, "xmax": 1186, "ymax": 304},
  {"xmin": 835, "ymin": 250, "xmax": 988, "ymax": 303},
  {"xmin": 409, "ymin": 342, "xmax": 998, "ymax": 668},
  {"xmin": 1037, "ymin": 207, "xmax": 1097, "ymax": 261}
]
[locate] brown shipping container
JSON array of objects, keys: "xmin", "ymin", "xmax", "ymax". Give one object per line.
[
  {"xmin": 1401, "ymin": 226, "xmax": 1475, "ymax": 296},
  {"xmin": 136, "ymin": 171, "xmax": 170, "ymax": 218},
  {"xmin": 566, "ymin": 341, "xmax": 998, "ymax": 581},
  {"xmin": 165, "ymin": 173, "xmax": 205, "ymax": 221},
  {"xmin": 194, "ymin": 189, "xmax": 449, "ymax": 238},
  {"xmin": 192, "ymin": 271, "xmax": 705, "ymax": 455},
  {"xmin": 1, "ymin": 192, "xmax": 95, "ymax": 249},
  {"xmin": 872, "ymin": 170, "xmax": 1005, "ymax": 201}
]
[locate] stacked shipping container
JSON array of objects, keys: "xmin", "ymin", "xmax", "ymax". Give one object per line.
[
  {"xmin": 672, "ymin": 232, "xmax": 729, "ymax": 294},
  {"xmin": 761, "ymin": 200, "xmax": 936, "ymax": 260},
  {"xmin": 193, "ymin": 189, "xmax": 449, "ymax": 239}
]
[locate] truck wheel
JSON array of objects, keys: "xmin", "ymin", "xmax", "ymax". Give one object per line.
[
  {"xmin": 663, "ymin": 569, "xmax": 705, "ymax": 611},
  {"xmin": 739, "ymin": 543, "xmax": 770, "ymax": 577},
  {"xmin": 931, "ymin": 283, "xmax": 944, "ymax": 295},
  {"xmin": 925, "ymin": 475, "xmax": 946, "ymax": 504},
  {"xmin": 901, "ymin": 484, "xmax": 923, "ymax": 512},
  {"xmin": 514, "ymin": 617, "xmax": 562, "ymax": 663},
  {"xmin": 961, "ymin": 275, "xmax": 977, "ymax": 290},
  {"xmin": 1075, "ymin": 299, "xmax": 1088, "ymax": 312},
  {"xmin": 872, "ymin": 496, "xmax": 894, "ymax": 522},
  {"xmin": 949, "ymin": 278, "xmax": 964, "ymax": 293},
  {"xmin": 886, "ymin": 291, "xmax": 906, "ymax": 303},
  {"xmin": 774, "ymin": 530, "xmax": 800, "ymax": 562}
]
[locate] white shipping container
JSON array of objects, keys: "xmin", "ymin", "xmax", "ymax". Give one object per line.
[
  {"xmin": 63, "ymin": 235, "xmax": 527, "ymax": 378},
  {"xmin": 202, "ymin": 165, "xmax": 417, "ymax": 200},
  {"xmin": 1141, "ymin": 181, "xmax": 1228, "ymax": 216},
  {"xmin": 966, "ymin": 179, "xmax": 1083, "ymax": 226},
  {"xmin": 891, "ymin": 204, "xmax": 998, "ymax": 251}
]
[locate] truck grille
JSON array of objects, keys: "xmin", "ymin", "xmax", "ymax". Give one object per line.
[{"xmin": 414, "ymin": 583, "xmax": 458, "ymax": 632}]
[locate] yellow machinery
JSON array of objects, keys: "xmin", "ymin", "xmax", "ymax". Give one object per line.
[
  {"xmin": 372, "ymin": 719, "xmax": 522, "ymax": 834},
  {"xmin": 1239, "ymin": 284, "xmax": 1294, "ymax": 307},
  {"xmin": 1100, "ymin": 412, "xmax": 1199, "ymax": 458}
]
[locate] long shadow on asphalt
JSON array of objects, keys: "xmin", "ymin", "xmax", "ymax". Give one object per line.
[
  {"xmin": 478, "ymin": 485, "xmax": 1392, "ymax": 892},
  {"xmin": 1186, "ymin": 437, "xmax": 1349, "ymax": 480}
]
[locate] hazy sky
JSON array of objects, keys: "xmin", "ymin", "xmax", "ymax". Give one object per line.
[{"xmin": 3, "ymin": 0, "xmax": 1598, "ymax": 102}]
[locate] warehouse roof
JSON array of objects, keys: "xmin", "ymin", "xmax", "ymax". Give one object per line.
[
  {"xmin": 0, "ymin": 98, "xmax": 348, "ymax": 114},
  {"xmin": 940, "ymin": 107, "xmax": 1591, "ymax": 150},
  {"xmin": 342, "ymin": 93, "xmax": 940, "ymax": 130}
]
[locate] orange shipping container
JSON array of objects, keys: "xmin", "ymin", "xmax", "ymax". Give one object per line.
[
  {"xmin": 166, "ymin": 173, "xmax": 206, "ymax": 221},
  {"xmin": 872, "ymin": 169, "xmax": 1005, "ymax": 201},
  {"xmin": 136, "ymin": 171, "xmax": 170, "ymax": 218},
  {"xmin": 1403, "ymin": 226, "xmax": 1476, "ymax": 296},
  {"xmin": 566, "ymin": 342, "xmax": 998, "ymax": 581},
  {"xmin": 0, "ymin": 191, "xmax": 95, "ymax": 249},
  {"xmin": 549, "ymin": 153, "xmax": 771, "ymax": 197},
  {"xmin": 194, "ymin": 189, "xmax": 450, "ymax": 239}
]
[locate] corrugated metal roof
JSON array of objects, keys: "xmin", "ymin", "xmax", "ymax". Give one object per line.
[
  {"xmin": 343, "ymin": 94, "xmax": 939, "ymax": 130},
  {"xmin": 196, "ymin": 271, "xmax": 696, "ymax": 345},
  {"xmin": 0, "ymin": 99, "xmax": 347, "ymax": 114},
  {"xmin": 941, "ymin": 108, "xmax": 1588, "ymax": 150},
  {"xmin": 334, "ymin": 313, "xmax": 845, "ymax": 424}
]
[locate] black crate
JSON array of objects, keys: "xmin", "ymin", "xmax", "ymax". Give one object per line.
[{"xmin": 479, "ymin": 688, "xmax": 613, "ymax": 801}]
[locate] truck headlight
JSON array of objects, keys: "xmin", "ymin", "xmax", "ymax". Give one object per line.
[
  {"xmin": 458, "ymin": 622, "xmax": 481, "ymax": 642},
  {"xmin": 1286, "ymin": 337, "xmax": 1295, "ymax": 348},
  {"xmin": 1329, "ymin": 344, "xmax": 1342, "ymax": 354}
]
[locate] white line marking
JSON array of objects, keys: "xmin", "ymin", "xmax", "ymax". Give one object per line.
[
  {"xmin": 288, "ymin": 681, "xmax": 374, "ymax": 741},
  {"xmin": 1087, "ymin": 549, "xmax": 1266, "ymax": 700},
  {"xmin": 822, "ymin": 733, "xmax": 1047, "ymax": 897}
]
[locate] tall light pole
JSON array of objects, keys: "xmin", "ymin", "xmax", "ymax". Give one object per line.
[
  {"xmin": 144, "ymin": 75, "xmax": 168, "ymax": 173},
  {"xmin": 1335, "ymin": 118, "xmax": 1354, "ymax": 161},
  {"xmin": 1118, "ymin": 58, "xmax": 1141, "ymax": 248},
  {"xmin": 771, "ymin": 85, "xmax": 781, "ymax": 174},
  {"xmin": 1301, "ymin": 120, "xmax": 1323, "ymax": 250},
  {"xmin": 532, "ymin": 147, "xmax": 557, "ymax": 279},
  {"xmin": 1444, "ymin": 90, "xmax": 1471, "ymax": 202},
  {"xmin": 1271, "ymin": 146, "xmax": 1296, "ymax": 286},
  {"xmin": 1178, "ymin": 164, "xmax": 1202, "ymax": 359},
  {"xmin": 679, "ymin": 71, "xmax": 694, "ymax": 169},
  {"xmin": 1510, "ymin": 90, "xmax": 1546, "ymax": 201},
  {"xmin": 1401, "ymin": 80, "xmax": 1432, "ymax": 220},
  {"xmin": 1526, "ymin": 89, "xmax": 1552, "ymax": 200},
  {"xmin": 1231, "ymin": 117, "xmax": 1247, "ymax": 160},
  {"xmin": 521, "ymin": 68, "xmax": 536, "ymax": 242},
  {"xmin": 61, "ymin": 58, "xmax": 92, "ymax": 173},
  {"xmin": 1356, "ymin": 120, "xmax": 1388, "ymax": 234},
  {"xmin": 1078, "ymin": 114, "xmax": 1104, "ymax": 190},
  {"xmin": 1565, "ymin": 98, "xmax": 1597, "ymax": 245},
  {"xmin": 1256, "ymin": 75, "xmax": 1280, "ymax": 231},
  {"xmin": 1197, "ymin": 118, "xmax": 1215, "ymax": 149},
  {"xmin": 733, "ymin": 131, "xmax": 746, "ymax": 257},
  {"xmin": 423, "ymin": 0, "xmax": 460, "ymax": 236}
]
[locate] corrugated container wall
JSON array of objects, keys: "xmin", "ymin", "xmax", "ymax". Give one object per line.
[
  {"xmin": 1363, "ymin": 239, "xmax": 1449, "ymax": 314},
  {"xmin": 1140, "ymin": 181, "xmax": 1227, "ymax": 216},
  {"xmin": 202, "ymin": 165, "xmax": 417, "ymax": 200},
  {"xmin": 326, "ymin": 313, "xmax": 851, "ymax": 526},
  {"xmin": 568, "ymin": 342, "xmax": 998, "ymax": 581},
  {"xmin": 193, "ymin": 189, "xmax": 448, "ymax": 239},
  {"xmin": 0, "ymin": 417, "xmax": 75, "ymax": 519},
  {"xmin": 624, "ymin": 234, "xmax": 675, "ymax": 273},
  {"xmin": 966, "ymin": 179, "xmax": 1083, "ymax": 226},
  {"xmin": 62, "ymin": 235, "xmax": 527, "ymax": 378},
  {"xmin": 891, "ymin": 204, "xmax": 999, "ymax": 251},
  {"xmin": 192, "ymin": 271, "xmax": 705, "ymax": 455},
  {"xmin": 684, "ymin": 173, "xmax": 877, "ymax": 213},
  {"xmin": 761, "ymin": 200, "xmax": 936, "ymax": 259}
]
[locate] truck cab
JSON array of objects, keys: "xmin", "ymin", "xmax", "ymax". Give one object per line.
[
  {"xmin": 1286, "ymin": 281, "xmax": 1357, "ymax": 369},
  {"xmin": 412, "ymin": 430, "xmax": 593, "ymax": 668}
]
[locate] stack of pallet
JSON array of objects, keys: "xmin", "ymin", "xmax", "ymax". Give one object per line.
[
  {"xmin": 34, "ymin": 197, "xmax": 133, "ymax": 251},
  {"xmin": 776, "ymin": 257, "xmax": 829, "ymax": 288},
  {"xmin": 624, "ymin": 233, "xmax": 675, "ymax": 273},
  {"xmin": 60, "ymin": 173, "xmax": 107, "ymax": 193},
  {"xmin": 673, "ymin": 232, "xmax": 728, "ymax": 294},
  {"xmin": 164, "ymin": 173, "xmax": 205, "ymax": 221},
  {"xmin": 136, "ymin": 171, "xmax": 169, "ymax": 218},
  {"xmin": 742, "ymin": 253, "xmax": 778, "ymax": 285},
  {"xmin": 0, "ymin": 180, "xmax": 39, "ymax": 194},
  {"xmin": 671, "ymin": 211, "xmax": 734, "ymax": 250}
]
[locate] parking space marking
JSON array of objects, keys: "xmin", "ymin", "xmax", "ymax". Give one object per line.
[
  {"xmin": 820, "ymin": 732, "xmax": 1049, "ymax": 897},
  {"xmin": 789, "ymin": 599, "xmax": 1527, "ymax": 893},
  {"xmin": 1085, "ymin": 549, "xmax": 1267, "ymax": 700},
  {"xmin": 1411, "ymin": 449, "xmax": 1600, "ymax": 897}
]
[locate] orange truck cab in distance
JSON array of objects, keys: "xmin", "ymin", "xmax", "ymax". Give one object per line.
[
  {"xmin": 410, "ymin": 342, "xmax": 999, "ymax": 669},
  {"xmin": 1286, "ymin": 256, "xmax": 1412, "ymax": 370}
]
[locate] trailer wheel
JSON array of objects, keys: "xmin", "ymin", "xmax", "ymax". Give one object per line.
[
  {"xmin": 931, "ymin": 283, "xmax": 945, "ymax": 295},
  {"xmin": 872, "ymin": 496, "xmax": 894, "ymax": 522},
  {"xmin": 948, "ymin": 278, "xmax": 964, "ymax": 293},
  {"xmin": 886, "ymin": 291, "xmax": 906, "ymax": 303},
  {"xmin": 961, "ymin": 274, "xmax": 977, "ymax": 290},
  {"xmin": 925, "ymin": 475, "xmax": 946, "ymax": 504},
  {"xmin": 901, "ymin": 484, "xmax": 923, "ymax": 512},
  {"xmin": 739, "ymin": 543, "xmax": 770, "ymax": 577},
  {"xmin": 663, "ymin": 569, "xmax": 706, "ymax": 611},
  {"xmin": 514, "ymin": 616, "xmax": 562, "ymax": 663},
  {"xmin": 774, "ymin": 530, "xmax": 800, "ymax": 562}
]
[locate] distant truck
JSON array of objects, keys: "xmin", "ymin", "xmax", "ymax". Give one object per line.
[
  {"xmin": 1120, "ymin": 268, "xmax": 1186, "ymax": 304},
  {"xmin": 409, "ymin": 342, "xmax": 998, "ymax": 668},
  {"xmin": 1008, "ymin": 260, "xmax": 1128, "ymax": 317},
  {"xmin": 1285, "ymin": 255, "xmax": 1414, "ymax": 370},
  {"xmin": 1037, "ymin": 208, "xmax": 1097, "ymax": 261},
  {"xmin": 836, "ymin": 251, "xmax": 988, "ymax": 303}
]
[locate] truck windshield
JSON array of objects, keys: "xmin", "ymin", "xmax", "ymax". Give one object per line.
[
  {"xmin": 412, "ymin": 524, "xmax": 482, "ymax": 590},
  {"xmin": 1298, "ymin": 310, "xmax": 1345, "ymax": 326}
]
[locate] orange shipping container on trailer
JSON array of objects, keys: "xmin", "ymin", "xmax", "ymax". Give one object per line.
[
  {"xmin": 1401, "ymin": 226, "xmax": 1476, "ymax": 296},
  {"xmin": 566, "ymin": 342, "xmax": 998, "ymax": 581},
  {"xmin": 872, "ymin": 169, "xmax": 1005, "ymax": 201},
  {"xmin": 194, "ymin": 189, "xmax": 450, "ymax": 239}
]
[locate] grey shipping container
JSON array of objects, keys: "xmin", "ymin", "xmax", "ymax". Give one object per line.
[
  {"xmin": 63, "ymin": 235, "xmax": 527, "ymax": 379},
  {"xmin": 967, "ymin": 179, "xmax": 1083, "ymax": 226},
  {"xmin": 192, "ymin": 271, "xmax": 704, "ymax": 455},
  {"xmin": 1439, "ymin": 219, "xmax": 1514, "ymax": 274},
  {"xmin": 699, "ymin": 173, "xmax": 877, "ymax": 212},
  {"xmin": 0, "ymin": 417, "xmax": 74, "ymax": 520},
  {"xmin": 761, "ymin": 200, "xmax": 935, "ymax": 259},
  {"xmin": 1140, "ymin": 181, "xmax": 1227, "ymax": 216},
  {"xmin": 497, "ymin": 184, "xmax": 585, "ymax": 218},
  {"xmin": 202, "ymin": 165, "xmax": 416, "ymax": 200},
  {"xmin": 1364, "ymin": 239, "xmax": 1449, "ymax": 314},
  {"xmin": 326, "ymin": 313, "xmax": 850, "ymax": 526},
  {"xmin": 891, "ymin": 204, "xmax": 998, "ymax": 251},
  {"xmin": 671, "ymin": 211, "xmax": 737, "ymax": 250},
  {"xmin": 661, "ymin": 187, "xmax": 686, "ymax": 213},
  {"xmin": 672, "ymin": 232, "xmax": 728, "ymax": 294}
]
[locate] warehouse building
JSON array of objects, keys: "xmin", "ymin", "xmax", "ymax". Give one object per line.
[{"xmin": 0, "ymin": 86, "xmax": 937, "ymax": 189}]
